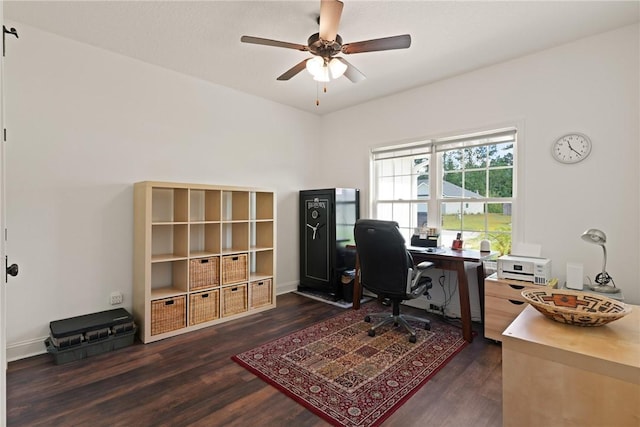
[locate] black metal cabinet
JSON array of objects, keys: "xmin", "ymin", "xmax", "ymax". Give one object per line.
[{"xmin": 299, "ymin": 188, "xmax": 360, "ymax": 299}]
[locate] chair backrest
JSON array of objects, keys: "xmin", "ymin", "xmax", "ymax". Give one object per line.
[{"xmin": 354, "ymin": 219, "xmax": 411, "ymax": 297}]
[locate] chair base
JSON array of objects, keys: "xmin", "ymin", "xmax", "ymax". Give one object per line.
[{"xmin": 364, "ymin": 310, "xmax": 431, "ymax": 343}]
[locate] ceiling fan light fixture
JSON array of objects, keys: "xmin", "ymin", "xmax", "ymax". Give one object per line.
[
  {"xmin": 313, "ymin": 65, "xmax": 330, "ymax": 82},
  {"xmin": 329, "ymin": 57, "xmax": 347, "ymax": 79},
  {"xmin": 306, "ymin": 56, "xmax": 324, "ymax": 77}
]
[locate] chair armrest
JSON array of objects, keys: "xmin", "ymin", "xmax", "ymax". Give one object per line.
[
  {"xmin": 407, "ymin": 266, "xmax": 433, "ymax": 297},
  {"xmin": 416, "ymin": 261, "xmax": 434, "ymax": 270}
]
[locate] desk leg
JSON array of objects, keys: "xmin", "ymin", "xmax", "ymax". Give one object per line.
[
  {"xmin": 454, "ymin": 261, "xmax": 474, "ymax": 343},
  {"xmin": 476, "ymin": 264, "xmax": 486, "ymax": 337},
  {"xmin": 353, "ymin": 254, "xmax": 361, "ymax": 310}
]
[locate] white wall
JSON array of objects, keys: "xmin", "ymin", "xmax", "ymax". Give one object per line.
[
  {"xmin": 320, "ymin": 24, "xmax": 640, "ymax": 316},
  {"xmin": 4, "ymin": 23, "xmax": 321, "ymax": 359}
]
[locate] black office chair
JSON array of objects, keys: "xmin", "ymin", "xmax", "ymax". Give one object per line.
[{"xmin": 354, "ymin": 219, "xmax": 434, "ymax": 343}]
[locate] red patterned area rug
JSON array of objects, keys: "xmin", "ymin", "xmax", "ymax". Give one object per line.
[{"xmin": 232, "ymin": 304, "xmax": 468, "ymax": 426}]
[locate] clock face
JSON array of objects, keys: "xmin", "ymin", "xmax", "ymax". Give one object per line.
[{"xmin": 552, "ymin": 133, "xmax": 592, "ymax": 164}]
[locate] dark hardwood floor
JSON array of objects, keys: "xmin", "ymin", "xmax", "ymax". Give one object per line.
[{"xmin": 7, "ymin": 293, "xmax": 503, "ymax": 426}]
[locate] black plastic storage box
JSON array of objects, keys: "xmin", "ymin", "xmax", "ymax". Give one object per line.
[{"xmin": 45, "ymin": 308, "xmax": 136, "ymax": 365}]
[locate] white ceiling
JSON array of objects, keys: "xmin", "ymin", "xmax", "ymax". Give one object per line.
[{"xmin": 5, "ymin": 1, "xmax": 639, "ymax": 115}]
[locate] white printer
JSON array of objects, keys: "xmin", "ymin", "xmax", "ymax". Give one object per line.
[{"xmin": 497, "ymin": 255, "xmax": 551, "ymax": 285}]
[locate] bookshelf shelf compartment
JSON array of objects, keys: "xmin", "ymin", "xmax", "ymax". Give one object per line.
[
  {"xmin": 190, "ymin": 189, "xmax": 221, "ymax": 222},
  {"xmin": 152, "ymin": 224, "xmax": 188, "ymax": 259},
  {"xmin": 190, "ymin": 223, "xmax": 221, "ymax": 256}
]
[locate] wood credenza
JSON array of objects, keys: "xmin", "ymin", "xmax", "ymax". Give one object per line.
[{"xmin": 502, "ymin": 304, "xmax": 640, "ymax": 427}]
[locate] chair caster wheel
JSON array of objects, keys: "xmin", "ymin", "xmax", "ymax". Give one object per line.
[
  {"xmin": 364, "ymin": 315, "xmax": 371, "ymax": 323},
  {"xmin": 424, "ymin": 323, "xmax": 431, "ymax": 330},
  {"xmin": 368, "ymin": 329, "xmax": 376, "ymax": 337},
  {"xmin": 409, "ymin": 335, "xmax": 417, "ymax": 343}
]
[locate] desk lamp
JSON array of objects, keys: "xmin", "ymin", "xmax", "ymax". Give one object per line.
[{"xmin": 581, "ymin": 228, "xmax": 619, "ymax": 293}]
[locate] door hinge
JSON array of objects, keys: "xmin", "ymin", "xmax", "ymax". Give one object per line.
[{"xmin": 3, "ymin": 25, "xmax": 19, "ymax": 57}]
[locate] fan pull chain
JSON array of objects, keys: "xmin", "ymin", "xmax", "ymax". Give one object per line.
[{"xmin": 315, "ymin": 82, "xmax": 330, "ymax": 106}]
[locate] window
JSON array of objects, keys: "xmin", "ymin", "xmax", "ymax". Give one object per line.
[
  {"xmin": 371, "ymin": 128, "xmax": 516, "ymax": 254},
  {"xmin": 371, "ymin": 145, "xmax": 430, "ymax": 241}
]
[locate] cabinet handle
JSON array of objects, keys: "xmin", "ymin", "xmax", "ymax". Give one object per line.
[
  {"xmin": 201, "ymin": 293, "xmax": 209, "ymax": 298},
  {"xmin": 509, "ymin": 284, "xmax": 525, "ymax": 290},
  {"xmin": 231, "ymin": 287, "xmax": 238, "ymax": 292},
  {"xmin": 200, "ymin": 259, "xmax": 209, "ymax": 264},
  {"xmin": 257, "ymin": 281, "xmax": 264, "ymax": 286},
  {"xmin": 165, "ymin": 300, "xmax": 175, "ymax": 306},
  {"xmin": 508, "ymin": 299, "xmax": 525, "ymax": 305},
  {"xmin": 232, "ymin": 256, "xmax": 239, "ymax": 261}
]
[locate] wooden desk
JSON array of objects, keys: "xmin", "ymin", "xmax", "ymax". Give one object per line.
[
  {"xmin": 502, "ymin": 304, "xmax": 640, "ymax": 426},
  {"xmin": 352, "ymin": 246, "xmax": 497, "ymax": 343}
]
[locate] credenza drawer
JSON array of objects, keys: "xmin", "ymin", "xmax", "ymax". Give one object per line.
[
  {"xmin": 484, "ymin": 295, "xmax": 529, "ymax": 341},
  {"xmin": 485, "ymin": 279, "xmax": 537, "ymax": 300}
]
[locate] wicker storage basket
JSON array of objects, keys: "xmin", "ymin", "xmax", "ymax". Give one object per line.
[
  {"xmin": 151, "ymin": 296, "xmax": 186, "ymax": 335},
  {"xmin": 221, "ymin": 254, "xmax": 248, "ymax": 285},
  {"xmin": 250, "ymin": 279, "xmax": 273, "ymax": 309},
  {"xmin": 189, "ymin": 257, "xmax": 219, "ymax": 291},
  {"xmin": 222, "ymin": 284, "xmax": 248, "ymax": 317},
  {"xmin": 189, "ymin": 290, "xmax": 219, "ymax": 325}
]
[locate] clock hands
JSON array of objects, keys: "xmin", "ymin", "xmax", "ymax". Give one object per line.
[{"xmin": 566, "ymin": 141, "xmax": 582, "ymax": 157}]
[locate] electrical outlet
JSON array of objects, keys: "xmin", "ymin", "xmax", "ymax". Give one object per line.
[{"xmin": 110, "ymin": 291, "xmax": 123, "ymax": 305}]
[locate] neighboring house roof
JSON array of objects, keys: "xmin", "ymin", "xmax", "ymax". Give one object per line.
[{"xmin": 417, "ymin": 179, "xmax": 482, "ymax": 198}]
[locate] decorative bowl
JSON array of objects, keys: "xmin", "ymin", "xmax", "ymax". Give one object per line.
[{"xmin": 521, "ymin": 288, "xmax": 632, "ymax": 327}]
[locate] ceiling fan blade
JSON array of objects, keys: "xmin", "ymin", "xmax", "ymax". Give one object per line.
[
  {"xmin": 342, "ymin": 34, "xmax": 411, "ymax": 54},
  {"xmin": 319, "ymin": 0, "xmax": 344, "ymax": 42},
  {"xmin": 335, "ymin": 57, "xmax": 366, "ymax": 83},
  {"xmin": 241, "ymin": 35, "xmax": 308, "ymax": 52},
  {"xmin": 277, "ymin": 59, "xmax": 310, "ymax": 81}
]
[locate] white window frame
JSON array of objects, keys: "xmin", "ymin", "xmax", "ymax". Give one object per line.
[
  {"xmin": 369, "ymin": 142, "xmax": 432, "ymax": 240},
  {"xmin": 370, "ymin": 126, "xmax": 520, "ymax": 252}
]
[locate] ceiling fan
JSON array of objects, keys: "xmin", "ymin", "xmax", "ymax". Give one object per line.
[{"xmin": 240, "ymin": 0, "xmax": 411, "ymax": 84}]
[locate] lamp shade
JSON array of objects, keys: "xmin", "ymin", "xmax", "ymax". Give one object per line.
[
  {"xmin": 305, "ymin": 56, "xmax": 324, "ymax": 77},
  {"xmin": 313, "ymin": 66, "xmax": 330, "ymax": 82},
  {"xmin": 581, "ymin": 228, "xmax": 606, "ymax": 246},
  {"xmin": 328, "ymin": 58, "xmax": 347, "ymax": 79}
]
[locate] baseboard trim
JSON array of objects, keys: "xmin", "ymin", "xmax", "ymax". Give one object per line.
[
  {"xmin": 276, "ymin": 280, "xmax": 298, "ymax": 295},
  {"xmin": 7, "ymin": 336, "xmax": 47, "ymax": 362}
]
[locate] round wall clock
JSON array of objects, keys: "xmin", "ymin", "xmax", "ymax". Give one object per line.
[{"xmin": 551, "ymin": 133, "xmax": 592, "ymax": 164}]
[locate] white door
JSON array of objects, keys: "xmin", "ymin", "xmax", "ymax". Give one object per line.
[
  {"xmin": 1, "ymin": 3, "xmax": 7, "ymax": 424},
  {"xmin": 1, "ymin": 18, "xmax": 23, "ymax": 424}
]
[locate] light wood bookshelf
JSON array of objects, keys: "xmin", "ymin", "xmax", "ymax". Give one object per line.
[{"xmin": 133, "ymin": 181, "xmax": 276, "ymax": 343}]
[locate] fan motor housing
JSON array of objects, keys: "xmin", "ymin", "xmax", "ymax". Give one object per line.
[{"xmin": 307, "ymin": 33, "xmax": 342, "ymax": 57}]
